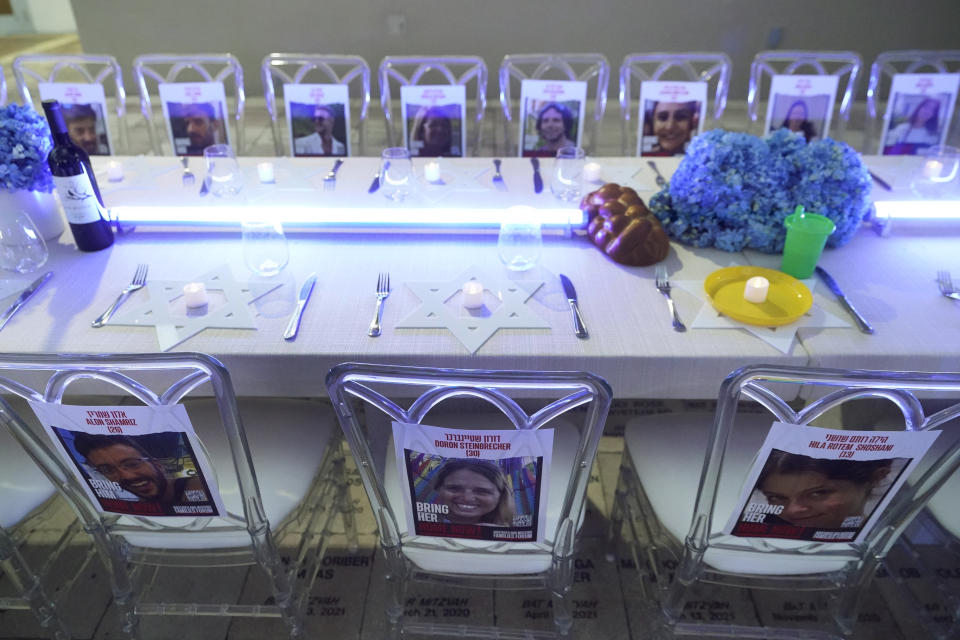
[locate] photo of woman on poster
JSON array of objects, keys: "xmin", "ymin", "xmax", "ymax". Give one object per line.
[
  {"xmin": 883, "ymin": 95, "xmax": 944, "ymax": 155},
  {"xmin": 401, "ymin": 447, "xmax": 545, "ymax": 540},
  {"xmin": 776, "ymin": 99, "xmax": 818, "ymax": 143},
  {"xmin": 406, "ymin": 103, "xmax": 462, "ymax": 157},
  {"xmin": 748, "ymin": 449, "xmax": 901, "ymax": 530},
  {"xmin": 642, "ymin": 100, "xmax": 701, "ymax": 156},
  {"xmin": 431, "ymin": 459, "xmax": 516, "ymax": 526}
]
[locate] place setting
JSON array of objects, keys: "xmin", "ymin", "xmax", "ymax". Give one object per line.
[
  {"xmin": 369, "ymin": 207, "xmax": 594, "ymax": 352},
  {"xmin": 669, "ymin": 207, "xmax": 864, "ymax": 353},
  {"xmin": 88, "ymin": 217, "xmax": 303, "ymax": 349}
]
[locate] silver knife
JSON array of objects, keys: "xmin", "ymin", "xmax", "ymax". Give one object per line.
[
  {"xmin": 531, "ymin": 157, "xmax": 543, "ymax": 193},
  {"xmin": 814, "ymin": 266, "xmax": 874, "ymax": 334},
  {"xmin": 0, "ymin": 271, "xmax": 53, "ymax": 331},
  {"xmin": 283, "ymin": 273, "xmax": 317, "ymax": 340},
  {"xmin": 368, "ymin": 170, "xmax": 381, "ymax": 194},
  {"xmin": 559, "ymin": 274, "xmax": 588, "ymax": 339}
]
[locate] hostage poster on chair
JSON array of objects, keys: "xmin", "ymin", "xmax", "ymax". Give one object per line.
[
  {"xmin": 29, "ymin": 402, "xmax": 226, "ymax": 518},
  {"xmin": 724, "ymin": 422, "xmax": 939, "ymax": 544},
  {"xmin": 392, "ymin": 421, "xmax": 553, "ymax": 542}
]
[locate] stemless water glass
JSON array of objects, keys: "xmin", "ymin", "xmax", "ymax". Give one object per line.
[
  {"xmin": 550, "ymin": 145, "xmax": 586, "ymax": 202},
  {"xmin": 497, "ymin": 206, "xmax": 542, "ymax": 271},
  {"xmin": 242, "ymin": 219, "xmax": 289, "ymax": 277},
  {"xmin": 203, "ymin": 144, "xmax": 244, "ymax": 197},
  {"xmin": 0, "ymin": 210, "xmax": 48, "ymax": 274},
  {"xmin": 380, "ymin": 147, "xmax": 414, "ymax": 201}
]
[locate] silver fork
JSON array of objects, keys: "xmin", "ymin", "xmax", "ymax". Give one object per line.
[
  {"xmin": 180, "ymin": 157, "xmax": 195, "ymax": 186},
  {"xmin": 654, "ymin": 265, "xmax": 686, "ymax": 332},
  {"xmin": 647, "ymin": 160, "xmax": 667, "ymax": 188},
  {"xmin": 938, "ymin": 270, "xmax": 960, "ymax": 300},
  {"xmin": 323, "ymin": 158, "xmax": 344, "ymax": 191},
  {"xmin": 367, "ymin": 272, "xmax": 391, "ymax": 337},
  {"xmin": 91, "ymin": 264, "xmax": 149, "ymax": 328}
]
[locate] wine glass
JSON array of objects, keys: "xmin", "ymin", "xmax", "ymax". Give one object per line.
[
  {"xmin": 550, "ymin": 145, "xmax": 585, "ymax": 202},
  {"xmin": 497, "ymin": 206, "xmax": 542, "ymax": 271},
  {"xmin": 380, "ymin": 147, "xmax": 414, "ymax": 201},
  {"xmin": 203, "ymin": 144, "xmax": 244, "ymax": 197},
  {"xmin": 242, "ymin": 219, "xmax": 289, "ymax": 277},
  {"xmin": 0, "ymin": 210, "xmax": 48, "ymax": 274}
]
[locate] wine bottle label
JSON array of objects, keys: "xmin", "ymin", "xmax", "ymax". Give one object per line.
[{"xmin": 52, "ymin": 174, "xmax": 105, "ymax": 224}]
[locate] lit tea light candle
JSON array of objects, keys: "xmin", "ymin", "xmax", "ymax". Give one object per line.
[
  {"xmin": 107, "ymin": 161, "xmax": 124, "ymax": 182},
  {"xmin": 257, "ymin": 162, "xmax": 275, "ymax": 183},
  {"xmin": 583, "ymin": 161, "xmax": 602, "ymax": 183},
  {"xmin": 183, "ymin": 282, "xmax": 209, "ymax": 308},
  {"xmin": 743, "ymin": 276, "xmax": 769, "ymax": 303},
  {"xmin": 424, "ymin": 161, "xmax": 441, "ymax": 183},
  {"xmin": 922, "ymin": 159, "xmax": 944, "ymax": 180},
  {"xmin": 462, "ymin": 280, "xmax": 484, "ymax": 308}
]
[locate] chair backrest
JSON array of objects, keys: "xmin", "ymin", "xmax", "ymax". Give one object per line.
[
  {"xmin": 618, "ymin": 52, "xmax": 732, "ymax": 156},
  {"xmin": 12, "ymin": 53, "xmax": 129, "ymax": 154},
  {"xmin": 865, "ymin": 50, "xmax": 960, "ymax": 154},
  {"xmin": 260, "ymin": 53, "xmax": 371, "ymax": 157},
  {"xmin": 498, "ymin": 53, "xmax": 610, "ymax": 156},
  {"xmin": 0, "ymin": 64, "xmax": 6, "ymax": 106},
  {"xmin": 132, "ymin": 54, "xmax": 245, "ymax": 155},
  {"xmin": 0, "ymin": 353, "xmax": 271, "ymax": 549},
  {"xmin": 688, "ymin": 364, "xmax": 960, "ymax": 571},
  {"xmin": 325, "ymin": 363, "xmax": 612, "ymax": 570},
  {"xmin": 377, "ymin": 55, "xmax": 487, "ymax": 156},
  {"xmin": 748, "ymin": 50, "xmax": 862, "ymax": 141}
]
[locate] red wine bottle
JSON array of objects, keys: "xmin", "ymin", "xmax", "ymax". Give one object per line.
[{"xmin": 41, "ymin": 99, "xmax": 114, "ymax": 252}]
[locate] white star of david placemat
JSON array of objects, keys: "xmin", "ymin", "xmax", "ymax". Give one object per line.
[
  {"xmin": 0, "ymin": 278, "xmax": 28, "ymax": 300},
  {"xmin": 674, "ymin": 273, "xmax": 850, "ymax": 354},
  {"xmin": 397, "ymin": 267, "xmax": 549, "ymax": 353},
  {"xmin": 106, "ymin": 265, "xmax": 282, "ymax": 351}
]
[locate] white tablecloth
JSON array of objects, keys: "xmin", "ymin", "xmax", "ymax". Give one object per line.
[{"xmin": 0, "ymin": 156, "xmax": 955, "ymax": 399}]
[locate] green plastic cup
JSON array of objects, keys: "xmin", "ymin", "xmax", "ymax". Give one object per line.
[{"xmin": 780, "ymin": 206, "xmax": 836, "ymax": 279}]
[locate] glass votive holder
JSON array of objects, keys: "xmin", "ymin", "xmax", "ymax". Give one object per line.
[
  {"xmin": 912, "ymin": 145, "xmax": 960, "ymax": 198},
  {"xmin": 0, "ymin": 210, "xmax": 48, "ymax": 274},
  {"xmin": 241, "ymin": 219, "xmax": 289, "ymax": 277},
  {"xmin": 550, "ymin": 146, "xmax": 586, "ymax": 202},
  {"xmin": 380, "ymin": 147, "xmax": 414, "ymax": 201},
  {"xmin": 497, "ymin": 206, "xmax": 542, "ymax": 272}
]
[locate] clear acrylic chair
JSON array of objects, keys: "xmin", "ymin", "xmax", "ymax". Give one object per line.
[
  {"xmin": 0, "ymin": 397, "xmax": 73, "ymax": 640},
  {"xmin": 12, "ymin": 53, "xmax": 130, "ymax": 154},
  {"xmin": 132, "ymin": 54, "xmax": 245, "ymax": 155},
  {"xmin": 618, "ymin": 52, "xmax": 732, "ymax": 155},
  {"xmin": 326, "ymin": 362, "xmax": 612, "ymax": 638},
  {"xmin": 0, "ymin": 352, "xmax": 354, "ymax": 639},
  {"xmin": 747, "ymin": 50, "xmax": 862, "ymax": 144},
  {"xmin": 0, "ymin": 65, "xmax": 7, "ymax": 105},
  {"xmin": 260, "ymin": 53, "xmax": 371, "ymax": 157},
  {"xmin": 377, "ymin": 55, "xmax": 487, "ymax": 156},
  {"xmin": 498, "ymin": 53, "xmax": 610, "ymax": 156},
  {"xmin": 864, "ymin": 50, "xmax": 960, "ymax": 154},
  {"xmin": 610, "ymin": 364, "xmax": 960, "ymax": 639}
]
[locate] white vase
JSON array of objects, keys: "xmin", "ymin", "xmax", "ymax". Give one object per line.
[{"xmin": 0, "ymin": 189, "xmax": 65, "ymax": 240}]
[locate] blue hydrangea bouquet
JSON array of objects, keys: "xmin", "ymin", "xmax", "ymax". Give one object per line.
[
  {"xmin": 648, "ymin": 129, "xmax": 871, "ymax": 253},
  {"xmin": 0, "ymin": 103, "xmax": 54, "ymax": 193}
]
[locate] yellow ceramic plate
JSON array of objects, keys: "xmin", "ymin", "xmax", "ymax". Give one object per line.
[{"xmin": 704, "ymin": 266, "xmax": 813, "ymax": 327}]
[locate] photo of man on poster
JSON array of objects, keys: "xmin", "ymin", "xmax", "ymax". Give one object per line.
[{"xmin": 73, "ymin": 433, "xmax": 205, "ymax": 505}]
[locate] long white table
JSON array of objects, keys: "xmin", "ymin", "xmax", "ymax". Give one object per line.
[{"xmin": 0, "ymin": 156, "xmax": 955, "ymax": 399}]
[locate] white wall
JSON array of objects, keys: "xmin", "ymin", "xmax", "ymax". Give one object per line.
[
  {"xmin": 23, "ymin": 0, "xmax": 76, "ymax": 33},
  {"xmin": 69, "ymin": 0, "xmax": 960, "ymax": 99}
]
